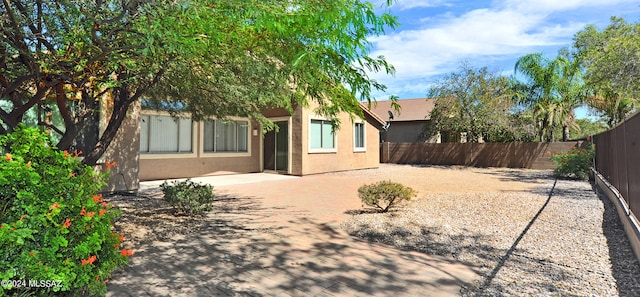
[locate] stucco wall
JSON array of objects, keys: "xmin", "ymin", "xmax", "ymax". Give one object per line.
[
  {"xmin": 100, "ymin": 99, "xmax": 140, "ymax": 193},
  {"xmin": 382, "ymin": 121, "xmax": 431, "ymax": 143},
  {"xmin": 298, "ymin": 106, "xmax": 380, "ymax": 175},
  {"xmin": 139, "ymin": 118, "xmax": 261, "ymax": 181}
]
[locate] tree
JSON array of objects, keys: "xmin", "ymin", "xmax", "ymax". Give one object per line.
[
  {"xmin": 574, "ymin": 17, "xmax": 640, "ymax": 127},
  {"xmin": 425, "ymin": 63, "xmax": 524, "ymax": 143},
  {"xmin": 514, "ymin": 51, "xmax": 585, "ymax": 142},
  {"xmin": 0, "ymin": 0, "xmax": 398, "ymax": 165}
]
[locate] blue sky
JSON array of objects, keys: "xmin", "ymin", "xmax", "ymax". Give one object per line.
[{"xmin": 367, "ymin": 0, "xmax": 640, "ymax": 118}]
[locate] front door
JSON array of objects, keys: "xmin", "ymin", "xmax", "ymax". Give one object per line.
[{"xmin": 263, "ymin": 121, "xmax": 288, "ymax": 172}]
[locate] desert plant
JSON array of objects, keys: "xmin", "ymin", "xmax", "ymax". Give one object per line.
[
  {"xmin": 551, "ymin": 143, "xmax": 595, "ymax": 180},
  {"xmin": 358, "ymin": 180, "xmax": 416, "ymax": 213},
  {"xmin": 160, "ymin": 180, "xmax": 214, "ymax": 215},
  {"xmin": 0, "ymin": 125, "xmax": 131, "ymax": 297}
]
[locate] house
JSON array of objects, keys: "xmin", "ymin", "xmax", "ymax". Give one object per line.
[
  {"xmin": 366, "ymin": 98, "xmax": 439, "ymax": 143},
  {"xmin": 98, "ymin": 99, "xmax": 385, "ymax": 192}
]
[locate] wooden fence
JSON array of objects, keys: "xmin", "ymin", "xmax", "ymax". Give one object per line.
[{"xmin": 380, "ymin": 142, "xmax": 579, "ymax": 169}]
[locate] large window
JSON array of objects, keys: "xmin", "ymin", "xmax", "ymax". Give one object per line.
[
  {"xmin": 140, "ymin": 114, "xmax": 192, "ymax": 153},
  {"xmin": 203, "ymin": 120, "xmax": 249, "ymax": 153},
  {"xmin": 354, "ymin": 122, "xmax": 365, "ymax": 151},
  {"xmin": 310, "ymin": 119, "xmax": 335, "ymax": 151}
]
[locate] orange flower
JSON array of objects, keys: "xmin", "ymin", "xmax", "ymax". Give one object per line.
[
  {"xmin": 74, "ymin": 149, "xmax": 82, "ymax": 156},
  {"xmin": 69, "ymin": 172, "xmax": 75, "ymax": 177},
  {"xmin": 105, "ymin": 161, "xmax": 117, "ymax": 169},
  {"xmin": 81, "ymin": 255, "xmax": 97, "ymax": 265},
  {"xmin": 121, "ymin": 249, "xmax": 134, "ymax": 257},
  {"xmin": 546, "ymin": 151, "xmax": 551, "ymax": 156},
  {"xmin": 119, "ymin": 235, "xmax": 124, "ymax": 242},
  {"xmin": 64, "ymin": 150, "xmax": 69, "ymax": 158},
  {"xmin": 49, "ymin": 202, "xmax": 60, "ymax": 210},
  {"xmin": 101, "ymin": 202, "xmax": 108, "ymax": 207},
  {"xmin": 86, "ymin": 212, "xmax": 95, "ymax": 218},
  {"xmin": 5, "ymin": 153, "xmax": 11, "ymax": 161},
  {"xmin": 25, "ymin": 161, "xmax": 31, "ymax": 168},
  {"xmin": 93, "ymin": 194, "xmax": 103, "ymax": 203},
  {"xmin": 80, "ymin": 207, "xmax": 86, "ymax": 216},
  {"xmin": 99, "ymin": 209, "xmax": 106, "ymax": 216},
  {"xmin": 63, "ymin": 218, "xmax": 71, "ymax": 228}
]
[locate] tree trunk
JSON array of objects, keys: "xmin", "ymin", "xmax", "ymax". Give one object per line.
[
  {"xmin": 562, "ymin": 125, "xmax": 570, "ymax": 142},
  {"xmin": 81, "ymin": 89, "xmax": 134, "ymax": 166}
]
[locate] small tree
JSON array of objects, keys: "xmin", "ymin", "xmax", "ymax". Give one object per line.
[
  {"xmin": 426, "ymin": 63, "xmax": 521, "ymax": 143},
  {"xmin": 358, "ymin": 181, "xmax": 416, "ymax": 213}
]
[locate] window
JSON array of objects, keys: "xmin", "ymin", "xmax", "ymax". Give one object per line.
[
  {"xmin": 140, "ymin": 114, "xmax": 192, "ymax": 153},
  {"xmin": 203, "ymin": 120, "xmax": 249, "ymax": 153},
  {"xmin": 354, "ymin": 122, "xmax": 365, "ymax": 151},
  {"xmin": 310, "ymin": 119, "xmax": 335, "ymax": 152}
]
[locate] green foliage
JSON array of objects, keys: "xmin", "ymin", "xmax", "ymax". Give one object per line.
[
  {"xmin": 1, "ymin": 0, "xmax": 398, "ymax": 165},
  {"xmin": 358, "ymin": 181, "xmax": 416, "ymax": 213},
  {"xmin": 514, "ymin": 50, "xmax": 585, "ymax": 142},
  {"xmin": 551, "ymin": 143, "xmax": 595, "ymax": 180},
  {"xmin": 574, "ymin": 17, "xmax": 640, "ymax": 127},
  {"xmin": 0, "ymin": 125, "xmax": 131, "ymax": 296},
  {"xmin": 551, "ymin": 118, "xmax": 607, "ymax": 140},
  {"xmin": 160, "ymin": 180, "xmax": 214, "ymax": 215},
  {"xmin": 425, "ymin": 63, "xmax": 528, "ymax": 142}
]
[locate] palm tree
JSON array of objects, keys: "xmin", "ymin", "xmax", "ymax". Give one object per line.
[{"xmin": 514, "ymin": 51, "xmax": 584, "ymax": 142}]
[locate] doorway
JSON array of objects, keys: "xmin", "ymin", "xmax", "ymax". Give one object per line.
[{"xmin": 263, "ymin": 121, "xmax": 289, "ymax": 173}]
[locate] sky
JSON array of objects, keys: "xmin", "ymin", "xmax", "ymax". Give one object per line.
[{"xmin": 367, "ymin": 0, "xmax": 640, "ymax": 118}]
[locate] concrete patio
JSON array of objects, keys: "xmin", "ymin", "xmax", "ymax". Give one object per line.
[{"xmin": 107, "ymin": 171, "xmax": 480, "ymax": 296}]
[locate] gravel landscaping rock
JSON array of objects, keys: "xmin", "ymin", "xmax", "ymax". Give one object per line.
[{"xmin": 341, "ymin": 169, "xmax": 640, "ymax": 296}]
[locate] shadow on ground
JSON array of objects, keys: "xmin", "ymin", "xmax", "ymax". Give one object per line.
[
  {"xmin": 596, "ymin": 185, "xmax": 640, "ymax": 296},
  {"xmin": 107, "ymin": 191, "xmax": 476, "ymax": 296}
]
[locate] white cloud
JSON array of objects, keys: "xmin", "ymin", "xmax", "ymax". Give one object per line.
[
  {"xmin": 501, "ymin": 0, "xmax": 639, "ymax": 14},
  {"xmin": 365, "ymin": 0, "xmax": 632, "ymax": 97}
]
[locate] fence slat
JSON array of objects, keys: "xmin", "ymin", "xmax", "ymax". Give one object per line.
[
  {"xmin": 380, "ymin": 142, "xmax": 577, "ymax": 170},
  {"xmin": 594, "ymin": 111, "xmax": 640, "ymax": 222}
]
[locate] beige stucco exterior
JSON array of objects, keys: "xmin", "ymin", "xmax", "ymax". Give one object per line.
[
  {"xmin": 294, "ymin": 104, "xmax": 380, "ymax": 175},
  {"xmin": 138, "ymin": 112, "xmax": 262, "ymax": 181},
  {"xmin": 129, "ymin": 102, "xmax": 381, "ymax": 183},
  {"xmin": 99, "ymin": 98, "xmax": 141, "ymax": 193}
]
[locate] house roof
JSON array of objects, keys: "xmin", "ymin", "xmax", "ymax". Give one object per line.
[
  {"xmin": 365, "ymin": 98, "xmax": 436, "ymax": 122},
  {"xmin": 358, "ymin": 102, "xmax": 386, "ymax": 127}
]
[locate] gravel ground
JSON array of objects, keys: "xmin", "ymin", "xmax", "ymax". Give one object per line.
[
  {"xmin": 108, "ymin": 165, "xmax": 640, "ymax": 296},
  {"xmin": 340, "ymin": 168, "xmax": 640, "ymax": 296}
]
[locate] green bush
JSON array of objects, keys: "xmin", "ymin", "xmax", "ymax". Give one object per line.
[
  {"xmin": 551, "ymin": 143, "xmax": 595, "ymax": 180},
  {"xmin": 0, "ymin": 125, "xmax": 131, "ymax": 296},
  {"xmin": 358, "ymin": 180, "xmax": 416, "ymax": 213},
  {"xmin": 160, "ymin": 179, "xmax": 214, "ymax": 215}
]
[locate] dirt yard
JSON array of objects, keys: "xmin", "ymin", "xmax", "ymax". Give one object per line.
[{"xmin": 108, "ymin": 164, "xmax": 640, "ymax": 296}]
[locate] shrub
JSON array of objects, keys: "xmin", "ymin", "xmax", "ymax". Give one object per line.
[
  {"xmin": 551, "ymin": 143, "xmax": 595, "ymax": 180},
  {"xmin": 160, "ymin": 179, "xmax": 214, "ymax": 215},
  {"xmin": 0, "ymin": 125, "xmax": 131, "ymax": 296},
  {"xmin": 358, "ymin": 180, "xmax": 416, "ymax": 213}
]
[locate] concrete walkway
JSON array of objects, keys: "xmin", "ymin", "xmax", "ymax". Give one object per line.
[{"xmin": 107, "ymin": 173, "xmax": 479, "ymax": 296}]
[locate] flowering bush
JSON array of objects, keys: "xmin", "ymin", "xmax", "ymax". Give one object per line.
[
  {"xmin": 551, "ymin": 143, "xmax": 595, "ymax": 180},
  {"xmin": 160, "ymin": 179, "xmax": 214, "ymax": 215},
  {"xmin": 358, "ymin": 180, "xmax": 416, "ymax": 213},
  {"xmin": 0, "ymin": 125, "xmax": 132, "ymax": 296}
]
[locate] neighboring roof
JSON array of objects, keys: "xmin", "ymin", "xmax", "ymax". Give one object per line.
[
  {"xmin": 358, "ymin": 102, "xmax": 386, "ymax": 127},
  {"xmin": 365, "ymin": 98, "xmax": 436, "ymax": 122}
]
